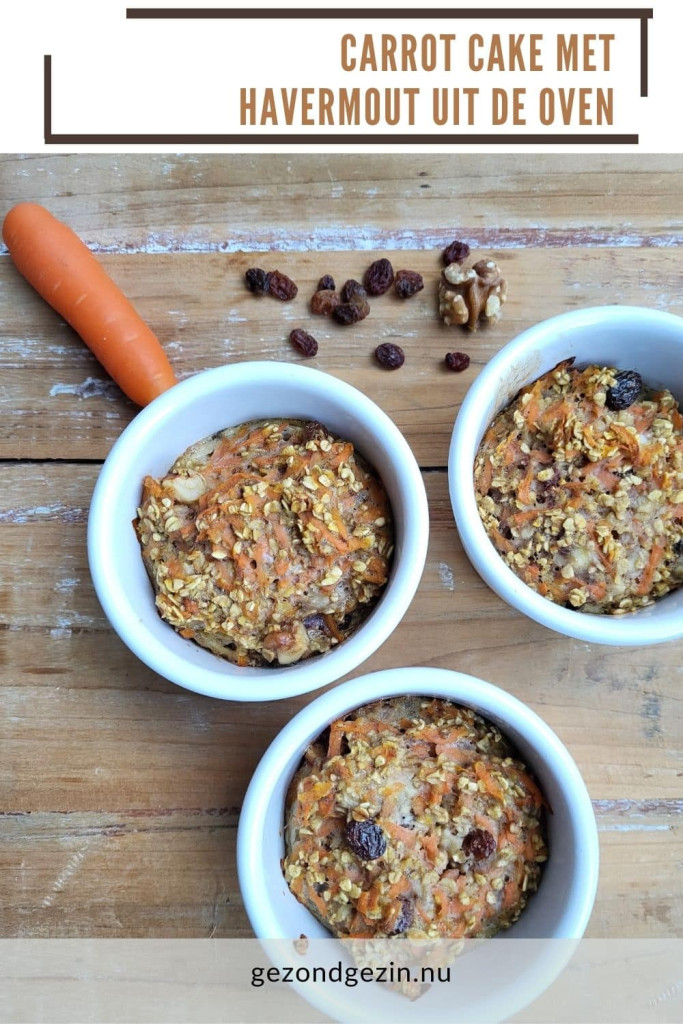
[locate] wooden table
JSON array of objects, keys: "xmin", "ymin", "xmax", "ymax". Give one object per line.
[{"xmin": 0, "ymin": 154, "xmax": 681, "ymax": 939}]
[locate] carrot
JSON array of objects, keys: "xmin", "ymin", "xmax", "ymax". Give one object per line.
[
  {"xmin": 421, "ymin": 833, "xmax": 440, "ymax": 865},
  {"xmin": 2, "ymin": 203, "xmax": 177, "ymax": 406},
  {"xmin": 588, "ymin": 581, "xmax": 607, "ymax": 603},
  {"xmin": 327, "ymin": 723, "xmax": 345, "ymax": 758},
  {"xmin": 517, "ymin": 464, "xmax": 536, "ymax": 506},
  {"xmin": 476, "ymin": 457, "xmax": 493, "ymax": 496},
  {"xmin": 474, "ymin": 762, "xmax": 505, "ymax": 802},
  {"xmin": 637, "ymin": 543, "xmax": 665, "ymax": 596},
  {"xmin": 383, "ymin": 822, "xmax": 418, "ymax": 848}
]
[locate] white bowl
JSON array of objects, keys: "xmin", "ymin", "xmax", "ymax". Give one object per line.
[
  {"xmin": 449, "ymin": 305, "xmax": 683, "ymax": 646},
  {"xmin": 88, "ymin": 363, "xmax": 428, "ymax": 701},
  {"xmin": 237, "ymin": 666, "xmax": 599, "ymax": 941}
]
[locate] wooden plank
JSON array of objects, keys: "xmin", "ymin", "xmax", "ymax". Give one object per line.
[
  {"xmin": 1, "ymin": 248, "xmax": 682, "ymax": 462},
  {"xmin": 0, "ymin": 803, "xmax": 680, "ymax": 938},
  {"xmin": 1, "ymin": 155, "xmax": 682, "ymax": 251},
  {"xmin": 589, "ymin": 800, "xmax": 683, "ymax": 938},
  {"xmin": 1, "ymin": 154, "xmax": 681, "ymax": 943},
  {"xmin": 1, "ymin": 466, "xmax": 681, "ymax": 808}
]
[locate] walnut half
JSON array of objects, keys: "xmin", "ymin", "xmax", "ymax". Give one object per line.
[{"xmin": 439, "ymin": 259, "xmax": 507, "ymax": 331}]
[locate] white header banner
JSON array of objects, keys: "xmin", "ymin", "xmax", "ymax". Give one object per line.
[{"xmin": 0, "ymin": 1, "xmax": 682, "ymax": 152}]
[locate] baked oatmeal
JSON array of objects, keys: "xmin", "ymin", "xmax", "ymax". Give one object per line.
[
  {"xmin": 474, "ymin": 360, "xmax": 683, "ymax": 614},
  {"xmin": 284, "ymin": 697, "xmax": 547, "ymax": 939},
  {"xmin": 134, "ymin": 420, "xmax": 393, "ymax": 666}
]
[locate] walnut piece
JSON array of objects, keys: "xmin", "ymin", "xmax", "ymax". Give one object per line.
[{"xmin": 439, "ymin": 259, "xmax": 507, "ymax": 331}]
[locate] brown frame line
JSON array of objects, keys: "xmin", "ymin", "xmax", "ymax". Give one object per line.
[
  {"xmin": 127, "ymin": 7, "xmax": 654, "ymax": 17},
  {"xmin": 45, "ymin": 6, "xmax": 650, "ymax": 144}
]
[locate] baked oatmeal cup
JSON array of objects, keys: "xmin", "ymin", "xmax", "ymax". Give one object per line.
[
  {"xmin": 134, "ymin": 419, "xmax": 394, "ymax": 667},
  {"xmin": 474, "ymin": 360, "xmax": 683, "ymax": 614},
  {"xmin": 283, "ymin": 696, "xmax": 547, "ymax": 940}
]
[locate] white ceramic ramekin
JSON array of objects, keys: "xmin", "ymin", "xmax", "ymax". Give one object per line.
[
  {"xmin": 449, "ymin": 306, "xmax": 683, "ymax": 646},
  {"xmin": 87, "ymin": 363, "xmax": 428, "ymax": 701},
  {"xmin": 237, "ymin": 667, "xmax": 599, "ymax": 941}
]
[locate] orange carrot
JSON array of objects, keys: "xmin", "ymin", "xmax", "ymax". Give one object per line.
[
  {"xmin": 2, "ymin": 203, "xmax": 177, "ymax": 406},
  {"xmin": 383, "ymin": 822, "xmax": 418, "ymax": 848},
  {"xmin": 476, "ymin": 457, "xmax": 493, "ymax": 495},
  {"xmin": 637, "ymin": 543, "xmax": 665, "ymax": 596}
]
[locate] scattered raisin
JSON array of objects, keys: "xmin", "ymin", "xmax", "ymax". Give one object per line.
[
  {"xmin": 245, "ymin": 267, "xmax": 271, "ymax": 294},
  {"xmin": 333, "ymin": 298, "xmax": 370, "ymax": 325},
  {"xmin": 363, "ymin": 258, "xmax": 394, "ymax": 296},
  {"xmin": 394, "ymin": 269, "xmax": 424, "ymax": 299},
  {"xmin": 606, "ymin": 369, "xmax": 643, "ymax": 410},
  {"xmin": 310, "ymin": 289, "xmax": 340, "ymax": 316},
  {"xmin": 289, "ymin": 328, "xmax": 318, "ymax": 358},
  {"xmin": 445, "ymin": 351, "xmax": 471, "ymax": 372},
  {"xmin": 268, "ymin": 270, "xmax": 298, "ymax": 301},
  {"xmin": 442, "ymin": 239, "xmax": 470, "ymax": 266},
  {"xmin": 318, "ymin": 274, "xmax": 335, "ymax": 291},
  {"xmin": 462, "ymin": 828, "xmax": 496, "ymax": 861},
  {"xmin": 345, "ymin": 819, "xmax": 386, "ymax": 861},
  {"xmin": 375, "ymin": 342, "xmax": 405, "ymax": 370},
  {"xmin": 390, "ymin": 899, "xmax": 414, "ymax": 935},
  {"xmin": 674, "ymin": 539, "xmax": 683, "ymax": 557},
  {"xmin": 340, "ymin": 279, "xmax": 367, "ymax": 303}
]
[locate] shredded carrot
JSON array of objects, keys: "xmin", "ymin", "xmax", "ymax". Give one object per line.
[
  {"xmin": 383, "ymin": 822, "xmax": 418, "ymax": 848},
  {"xmin": 477, "ymin": 457, "xmax": 493, "ymax": 495},
  {"xmin": 474, "ymin": 762, "xmax": 505, "ymax": 803},
  {"xmin": 637, "ymin": 543, "xmax": 665, "ymax": 596}
]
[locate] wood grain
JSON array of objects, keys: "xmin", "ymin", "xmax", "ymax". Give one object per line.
[
  {"xmin": 0, "ymin": 154, "xmax": 681, "ymax": 941},
  {"xmin": 2, "ymin": 154, "xmax": 682, "ymax": 250},
  {"xmin": 0, "ymin": 467, "xmax": 681, "ymax": 803},
  {"xmin": 1, "ymin": 803, "xmax": 680, "ymax": 938},
  {"xmin": 2, "ymin": 248, "xmax": 683, "ymax": 462}
]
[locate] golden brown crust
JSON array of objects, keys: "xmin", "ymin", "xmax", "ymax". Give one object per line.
[
  {"xmin": 474, "ymin": 362, "xmax": 683, "ymax": 613},
  {"xmin": 134, "ymin": 419, "xmax": 393, "ymax": 667},
  {"xmin": 284, "ymin": 697, "xmax": 548, "ymax": 940}
]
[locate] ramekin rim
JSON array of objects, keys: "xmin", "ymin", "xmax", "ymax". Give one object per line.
[
  {"xmin": 237, "ymin": 667, "xmax": 599, "ymax": 940},
  {"xmin": 87, "ymin": 362, "xmax": 429, "ymax": 701},
  {"xmin": 448, "ymin": 306, "xmax": 683, "ymax": 646}
]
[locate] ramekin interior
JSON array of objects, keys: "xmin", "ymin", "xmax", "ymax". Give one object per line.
[
  {"xmin": 237, "ymin": 668, "xmax": 599, "ymax": 942},
  {"xmin": 449, "ymin": 306, "xmax": 683, "ymax": 645},
  {"xmin": 88, "ymin": 363, "xmax": 429, "ymax": 701}
]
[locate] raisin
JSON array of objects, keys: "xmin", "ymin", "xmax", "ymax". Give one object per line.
[
  {"xmin": 245, "ymin": 267, "xmax": 271, "ymax": 294},
  {"xmin": 302, "ymin": 421, "xmax": 329, "ymax": 442},
  {"xmin": 310, "ymin": 289, "xmax": 340, "ymax": 316},
  {"xmin": 268, "ymin": 270, "xmax": 298, "ymax": 301},
  {"xmin": 303, "ymin": 613, "xmax": 329, "ymax": 633},
  {"xmin": 674, "ymin": 539, "xmax": 683, "ymax": 557},
  {"xmin": 390, "ymin": 898, "xmax": 414, "ymax": 935},
  {"xmin": 375, "ymin": 343, "xmax": 405, "ymax": 370},
  {"xmin": 445, "ymin": 351, "xmax": 471, "ymax": 372},
  {"xmin": 462, "ymin": 828, "xmax": 496, "ymax": 861},
  {"xmin": 363, "ymin": 258, "xmax": 394, "ymax": 296},
  {"xmin": 345, "ymin": 819, "xmax": 386, "ymax": 861},
  {"xmin": 394, "ymin": 269, "xmax": 424, "ymax": 299},
  {"xmin": 333, "ymin": 299, "xmax": 370, "ymax": 325},
  {"xmin": 442, "ymin": 239, "xmax": 470, "ymax": 266},
  {"xmin": 318, "ymin": 274, "xmax": 335, "ymax": 291},
  {"xmin": 340, "ymin": 279, "xmax": 367, "ymax": 303},
  {"xmin": 289, "ymin": 328, "xmax": 318, "ymax": 358},
  {"xmin": 606, "ymin": 370, "xmax": 643, "ymax": 411}
]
